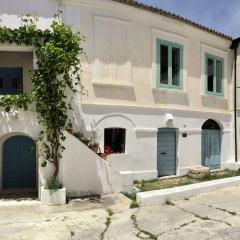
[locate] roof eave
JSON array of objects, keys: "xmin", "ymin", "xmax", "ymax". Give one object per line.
[{"xmin": 111, "ymin": 0, "xmax": 232, "ymax": 41}]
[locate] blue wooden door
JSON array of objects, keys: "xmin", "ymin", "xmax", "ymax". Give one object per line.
[
  {"xmin": 157, "ymin": 128, "xmax": 176, "ymax": 177},
  {"xmin": 3, "ymin": 136, "xmax": 36, "ymax": 189},
  {"xmin": 202, "ymin": 130, "xmax": 221, "ymax": 169}
]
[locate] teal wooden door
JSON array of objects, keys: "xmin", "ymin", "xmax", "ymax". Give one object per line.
[
  {"xmin": 202, "ymin": 130, "xmax": 221, "ymax": 169},
  {"xmin": 3, "ymin": 136, "xmax": 36, "ymax": 189},
  {"xmin": 157, "ymin": 129, "xmax": 176, "ymax": 177}
]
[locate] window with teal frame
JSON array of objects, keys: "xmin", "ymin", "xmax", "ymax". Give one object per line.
[
  {"xmin": 156, "ymin": 38, "xmax": 183, "ymax": 89},
  {"xmin": 205, "ymin": 53, "xmax": 224, "ymax": 96}
]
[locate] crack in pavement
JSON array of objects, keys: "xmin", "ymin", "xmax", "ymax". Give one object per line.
[
  {"xmin": 173, "ymin": 203, "xmax": 232, "ymax": 227},
  {"xmin": 131, "ymin": 209, "xmax": 158, "ymax": 240},
  {"xmin": 202, "ymin": 203, "xmax": 238, "ymax": 216},
  {"xmin": 157, "ymin": 218, "xmax": 198, "ymax": 237},
  {"xmin": 131, "ymin": 207, "xmax": 199, "ymax": 239},
  {"xmin": 99, "ymin": 209, "xmax": 114, "ymax": 240}
]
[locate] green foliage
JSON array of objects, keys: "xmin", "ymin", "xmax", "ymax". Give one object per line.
[
  {"xmin": 123, "ymin": 193, "xmax": 140, "ymax": 209},
  {"xmin": 106, "ymin": 208, "xmax": 114, "ymax": 216},
  {"xmin": 73, "ymin": 131, "xmax": 99, "ymax": 149},
  {"xmin": 0, "ymin": 94, "xmax": 33, "ymax": 112},
  {"xmin": 46, "ymin": 177, "xmax": 63, "ymax": 190},
  {"xmin": 130, "ymin": 201, "xmax": 140, "ymax": 209},
  {"xmin": 0, "ymin": 14, "xmax": 84, "ymax": 181},
  {"xmin": 73, "ymin": 131, "xmax": 92, "ymax": 146},
  {"xmin": 135, "ymin": 169, "xmax": 240, "ymax": 192}
]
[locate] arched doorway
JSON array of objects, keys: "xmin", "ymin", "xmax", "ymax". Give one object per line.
[
  {"xmin": 202, "ymin": 119, "xmax": 221, "ymax": 169},
  {"xmin": 3, "ymin": 135, "xmax": 36, "ymax": 189}
]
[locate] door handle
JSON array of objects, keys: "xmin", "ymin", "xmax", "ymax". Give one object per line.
[{"xmin": 160, "ymin": 152, "xmax": 167, "ymax": 155}]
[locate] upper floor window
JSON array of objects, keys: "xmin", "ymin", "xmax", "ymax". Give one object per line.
[
  {"xmin": 104, "ymin": 128, "xmax": 126, "ymax": 154},
  {"xmin": 205, "ymin": 53, "xmax": 224, "ymax": 96},
  {"xmin": 0, "ymin": 67, "xmax": 23, "ymax": 95},
  {"xmin": 156, "ymin": 39, "xmax": 183, "ymax": 89}
]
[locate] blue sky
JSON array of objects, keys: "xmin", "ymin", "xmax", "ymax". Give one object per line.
[{"xmin": 137, "ymin": 0, "xmax": 240, "ymax": 38}]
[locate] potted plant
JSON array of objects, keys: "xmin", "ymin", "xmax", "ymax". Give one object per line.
[
  {"xmin": 66, "ymin": 121, "xmax": 73, "ymax": 134},
  {"xmin": 89, "ymin": 140, "xmax": 99, "ymax": 153},
  {"xmin": 73, "ymin": 131, "xmax": 91, "ymax": 146},
  {"xmin": 41, "ymin": 177, "xmax": 66, "ymax": 206},
  {"xmin": 101, "ymin": 145, "xmax": 112, "ymax": 160},
  {"xmin": 73, "ymin": 131, "xmax": 100, "ymax": 153}
]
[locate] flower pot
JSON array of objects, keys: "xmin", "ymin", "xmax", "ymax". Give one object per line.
[
  {"xmin": 41, "ymin": 186, "xmax": 66, "ymax": 206},
  {"xmin": 67, "ymin": 128, "xmax": 73, "ymax": 134},
  {"xmin": 90, "ymin": 144, "xmax": 99, "ymax": 153}
]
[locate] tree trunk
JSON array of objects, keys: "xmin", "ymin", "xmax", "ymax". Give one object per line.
[{"xmin": 52, "ymin": 128, "xmax": 60, "ymax": 180}]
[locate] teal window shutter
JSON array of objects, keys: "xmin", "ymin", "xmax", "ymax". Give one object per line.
[
  {"xmin": 156, "ymin": 38, "xmax": 183, "ymax": 89},
  {"xmin": 205, "ymin": 53, "xmax": 224, "ymax": 96}
]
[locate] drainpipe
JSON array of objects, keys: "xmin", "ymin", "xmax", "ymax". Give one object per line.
[
  {"xmin": 230, "ymin": 38, "xmax": 240, "ymax": 163},
  {"xmin": 234, "ymin": 47, "xmax": 238, "ymax": 163}
]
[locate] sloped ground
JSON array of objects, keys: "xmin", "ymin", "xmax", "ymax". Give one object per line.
[{"xmin": 1, "ymin": 186, "xmax": 240, "ymax": 239}]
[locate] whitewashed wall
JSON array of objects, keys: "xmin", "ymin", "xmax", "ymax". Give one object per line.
[
  {"xmin": 0, "ymin": 0, "xmax": 237, "ymax": 195},
  {"xmin": 0, "ymin": 0, "xmax": 134, "ymax": 196},
  {"xmin": 63, "ymin": 0, "xmax": 235, "ymax": 178}
]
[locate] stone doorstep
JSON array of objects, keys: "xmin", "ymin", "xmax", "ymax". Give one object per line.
[
  {"xmin": 136, "ymin": 176, "xmax": 240, "ymax": 207},
  {"xmin": 188, "ymin": 166, "xmax": 210, "ymax": 174}
]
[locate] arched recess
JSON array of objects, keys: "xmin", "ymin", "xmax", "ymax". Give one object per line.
[
  {"xmin": 201, "ymin": 119, "xmax": 221, "ymax": 169},
  {"xmin": 2, "ymin": 135, "xmax": 37, "ymax": 189},
  {"xmin": 95, "ymin": 114, "xmax": 136, "ymax": 129}
]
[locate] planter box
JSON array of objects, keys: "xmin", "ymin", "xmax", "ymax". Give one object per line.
[
  {"xmin": 137, "ymin": 176, "xmax": 240, "ymax": 207},
  {"xmin": 41, "ymin": 186, "xmax": 66, "ymax": 206}
]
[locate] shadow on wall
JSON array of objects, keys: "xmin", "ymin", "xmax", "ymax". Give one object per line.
[
  {"xmin": 93, "ymin": 85, "xmax": 136, "ymax": 101},
  {"xmin": 81, "ymin": 104, "xmax": 232, "ymax": 123},
  {"xmin": 66, "ymin": 89, "xmax": 87, "ymax": 132},
  {"xmin": 201, "ymin": 95, "xmax": 229, "ymax": 110},
  {"xmin": 0, "ymin": 110, "xmax": 40, "ymax": 139},
  {"xmin": 153, "ymin": 90, "xmax": 189, "ymax": 106}
]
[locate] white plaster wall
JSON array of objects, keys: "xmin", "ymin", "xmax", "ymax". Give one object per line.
[
  {"xmin": 0, "ymin": 0, "xmax": 236, "ymax": 192},
  {"xmin": 58, "ymin": 132, "xmax": 133, "ymax": 196},
  {"xmin": 82, "ymin": 104, "xmax": 234, "ymax": 179},
  {"xmin": 72, "ymin": 0, "xmax": 233, "ymax": 112},
  {"xmin": 0, "ymin": 0, "xmax": 59, "ymax": 20},
  {"xmin": 63, "ymin": 0, "xmax": 235, "ymax": 178}
]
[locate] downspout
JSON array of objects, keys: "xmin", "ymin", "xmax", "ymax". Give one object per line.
[
  {"xmin": 230, "ymin": 38, "xmax": 240, "ymax": 163},
  {"xmin": 234, "ymin": 47, "xmax": 238, "ymax": 163}
]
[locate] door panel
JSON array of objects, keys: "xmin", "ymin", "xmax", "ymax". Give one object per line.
[
  {"xmin": 157, "ymin": 129, "xmax": 176, "ymax": 177},
  {"xmin": 202, "ymin": 130, "xmax": 221, "ymax": 169},
  {"xmin": 3, "ymin": 136, "xmax": 36, "ymax": 189}
]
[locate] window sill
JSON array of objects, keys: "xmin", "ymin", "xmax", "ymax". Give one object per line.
[
  {"xmin": 152, "ymin": 88, "xmax": 187, "ymax": 95},
  {"xmin": 92, "ymin": 81, "xmax": 134, "ymax": 89},
  {"xmin": 201, "ymin": 94, "xmax": 226, "ymax": 100}
]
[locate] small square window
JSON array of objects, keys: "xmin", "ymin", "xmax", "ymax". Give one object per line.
[{"xmin": 104, "ymin": 128, "xmax": 126, "ymax": 154}]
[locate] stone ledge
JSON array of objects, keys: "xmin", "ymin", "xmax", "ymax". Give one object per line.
[{"xmin": 137, "ymin": 176, "xmax": 240, "ymax": 207}]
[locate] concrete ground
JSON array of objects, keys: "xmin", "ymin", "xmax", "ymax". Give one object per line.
[{"xmin": 1, "ymin": 186, "xmax": 240, "ymax": 240}]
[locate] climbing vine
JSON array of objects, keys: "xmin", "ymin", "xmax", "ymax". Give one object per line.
[{"xmin": 0, "ymin": 14, "xmax": 84, "ymax": 182}]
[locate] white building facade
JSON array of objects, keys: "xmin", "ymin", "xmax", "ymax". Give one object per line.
[
  {"xmin": 75, "ymin": 0, "xmax": 235, "ymax": 179},
  {"xmin": 0, "ymin": 0, "xmax": 238, "ymax": 196}
]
